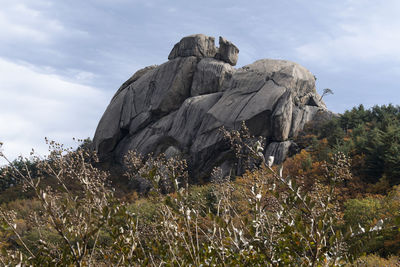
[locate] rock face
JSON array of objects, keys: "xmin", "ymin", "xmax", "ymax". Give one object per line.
[
  {"xmin": 215, "ymin": 37, "xmax": 239, "ymax": 66},
  {"xmin": 93, "ymin": 34, "xmax": 331, "ymax": 180},
  {"xmin": 168, "ymin": 34, "xmax": 217, "ymax": 60}
]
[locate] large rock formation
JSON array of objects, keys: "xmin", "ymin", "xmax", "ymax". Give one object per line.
[{"xmin": 93, "ymin": 34, "xmax": 331, "ymax": 180}]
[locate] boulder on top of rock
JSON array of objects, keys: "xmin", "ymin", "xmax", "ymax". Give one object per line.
[
  {"xmin": 168, "ymin": 34, "xmax": 217, "ymax": 60},
  {"xmin": 215, "ymin": 36, "xmax": 239, "ymax": 66}
]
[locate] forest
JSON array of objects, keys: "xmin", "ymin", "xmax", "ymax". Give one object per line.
[{"xmin": 0, "ymin": 104, "xmax": 400, "ymax": 266}]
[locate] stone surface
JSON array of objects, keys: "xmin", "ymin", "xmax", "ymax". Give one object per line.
[
  {"xmin": 112, "ymin": 65, "xmax": 157, "ymax": 102},
  {"xmin": 215, "ymin": 36, "xmax": 239, "ymax": 66},
  {"xmin": 169, "ymin": 93, "xmax": 223, "ymax": 148},
  {"xmin": 93, "ymin": 34, "xmax": 332, "ymax": 179},
  {"xmin": 164, "ymin": 146, "xmax": 181, "ymax": 159},
  {"xmin": 93, "ymin": 56, "xmax": 197, "ymax": 160},
  {"xmin": 191, "ymin": 58, "xmax": 235, "ymax": 96},
  {"xmin": 264, "ymin": 141, "xmax": 293, "ymax": 165},
  {"xmin": 168, "ymin": 34, "xmax": 217, "ymax": 60},
  {"xmin": 272, "ymin": 91, "xmax": 293, "ymax": 141}
]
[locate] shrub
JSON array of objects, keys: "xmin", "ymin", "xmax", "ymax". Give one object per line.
[{"xmin": 0, "ymin": 131, "xmax": 386, "ymax": 266}]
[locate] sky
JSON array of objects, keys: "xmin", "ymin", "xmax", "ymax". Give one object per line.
[{"xmin": 1, "ymin": 0, "xmax": 400, "ymax": 163}]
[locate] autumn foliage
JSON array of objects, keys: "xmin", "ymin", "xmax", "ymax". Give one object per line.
[{"xmin": 0, "ymin": 104, "xmax": 400, "ymax": 266}]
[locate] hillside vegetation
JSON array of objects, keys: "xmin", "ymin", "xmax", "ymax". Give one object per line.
[{"xmin": 0, "ymin": 105, "xmax": 400, "ymax": 266}]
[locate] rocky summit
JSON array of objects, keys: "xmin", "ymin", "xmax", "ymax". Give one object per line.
[{"xmin": 93, "ymin": 34, "xmax": 331, "ymax": 180}]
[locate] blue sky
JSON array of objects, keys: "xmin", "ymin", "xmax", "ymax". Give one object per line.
[{"xmin": 1, "ymin": 0, "xmax": 400, "ymax": 163}]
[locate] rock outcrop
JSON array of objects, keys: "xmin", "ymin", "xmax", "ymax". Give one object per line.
[
  {"xmin": 168, "ymin": 34, "xmax": 217, "ymax": 60},
  {"xmin": 215, "ymin": 37, "xmax": 239, "ymax": 66},
  {"xmin": 93, "ymin": 34, "xmax": 331, "ymax": 180}
]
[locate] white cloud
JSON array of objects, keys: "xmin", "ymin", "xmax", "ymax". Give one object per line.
[
  {"xmin": 0, "ymin": 57, "xmax": 110, "ymax": 165},
  {"xmin": 0, "ymin": 1, "xmax": 65, "ymax": 44},
  {"xmin": 295, "ymin": 0, "xmax": 400, "ymax": 67},
  {"xmin": 0, "ymin": 1, "xmax": 89, "ymax": 49}
]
